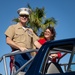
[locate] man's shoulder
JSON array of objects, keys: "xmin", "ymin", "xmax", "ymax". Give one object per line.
[
  {"xmin": 8, "ymin": 23, "xmax": 21, "ymax": 29},
  {"xmin": 9, "ymin": 23, "xmax": 18, "ymax": 27}
]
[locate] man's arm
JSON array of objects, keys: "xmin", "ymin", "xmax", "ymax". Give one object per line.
[
  {"xmin": 6, "ymin": 36, "xmax": 27, "ymax": 51},
  {"xmin": 34, "ymin": 41, "xmax": 42, "ymax": 49}
]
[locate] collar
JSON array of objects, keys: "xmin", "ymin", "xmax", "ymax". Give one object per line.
[
  {"xmin": 16, "ymin": 23, "xmax": 27, "ymax": 29},
  {"xmin": 16, "ymin": 23, "xmax": 23, "ymax": 29}
]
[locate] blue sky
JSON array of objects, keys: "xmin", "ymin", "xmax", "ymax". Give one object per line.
[{"xmin": 0, "ymin": 0, "xmax": 75, "ymax": 74}]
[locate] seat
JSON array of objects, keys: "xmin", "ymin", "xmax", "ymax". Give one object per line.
[
  {"xmin": 11, "ymin": 66, "xmax": 25, "ymax": 75},
  {"xmin": 46, "ymin": 62, "xmax": 63, "ymax": 74},
  {"xmin": 17, "ymin": 72, "xmax": 25, "ymax": 75}
]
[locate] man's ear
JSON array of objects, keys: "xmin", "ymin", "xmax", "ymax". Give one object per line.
[
  {"xmin": 18, "ymin": 17, "xmax": 20, "ymax": 22},
  {"xmin": 18, "ymin": 17, "xmax": 20, "ymax": 20}
]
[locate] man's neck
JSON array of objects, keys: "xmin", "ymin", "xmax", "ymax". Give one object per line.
[{"xmin": 19, "ymin": 22, "xmax": 26, "ymax": 27}]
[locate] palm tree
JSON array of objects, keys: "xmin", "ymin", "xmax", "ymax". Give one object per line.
[{"xmin": 12, "ymin": 4, "xmax": 57, "ymax": 36}]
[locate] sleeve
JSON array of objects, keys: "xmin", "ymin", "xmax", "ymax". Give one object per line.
[
  {"xmin": 32, "ymin": 32, "xmax": 39, "ymax": 42},
  {"xmin": 38, "ymin": 38, "xmax": 46, "ymax": 45},
  {"xmin": 4, "ymin": 25, "xmax": 15, "ymax": 39},
  {"xmin": 57, "ymin": 52, "xmax": 61, "ymax": 58}
]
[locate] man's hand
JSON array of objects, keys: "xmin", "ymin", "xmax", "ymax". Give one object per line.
[
  {"xmin": 28, "ymin": 28, "xmax": 33, "ymax": 33},
  {"xmin": 19, "ymin": 47, "xmax": 28, "ymax": 52},
  {"xmin": 50, "ymin": 54, "xmax": 58, "ymax": 59}
]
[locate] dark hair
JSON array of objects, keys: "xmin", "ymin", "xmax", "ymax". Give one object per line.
[{"xmin": 45, "ymin": 26, "xmax": 56, "ymax": 40}]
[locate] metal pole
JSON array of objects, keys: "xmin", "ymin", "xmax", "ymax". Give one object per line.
[
  {"xmin": 14, "ymin": 57, "xmax": 34, "ymax": 75},
  {"xmin": 67, "ymin": 46, "xmax": 75, "ymax": 72},
  {"xmin": 3, "ymin": 56, "xmax": 8, "ymax": 75}
]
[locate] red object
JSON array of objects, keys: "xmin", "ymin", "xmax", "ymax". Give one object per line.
[
  {"xmin": 10, "ymin": 56, "xmax": 14, "ymax": 72},
  {"xmin": 52, "ymin": 52, "xmax": 61, "ymax": 62},
  {"xmin": 38, "ymin": 38, "xmax": 61, "ymax": 62},
  {"xmin": 38, "ymin": 38, "xmax": 46, "ymax": 45},
  {"xmin": 10, "ymin": 50, "xmax": 15, "ymax": 72}
]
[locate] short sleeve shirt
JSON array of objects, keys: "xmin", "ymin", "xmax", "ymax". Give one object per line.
[{"xmin": 5, "ymin": 23, "xmax": 39, "ymax": 49}]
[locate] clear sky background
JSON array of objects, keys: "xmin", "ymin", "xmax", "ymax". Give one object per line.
[{"xmin": 0, "ymin": 0, "xmax": 75, "ymax": 75}]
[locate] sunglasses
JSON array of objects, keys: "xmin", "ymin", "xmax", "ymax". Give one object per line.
[{"xmin": 20, "ymin": 15, "xmax": 29, "ymax": 18}]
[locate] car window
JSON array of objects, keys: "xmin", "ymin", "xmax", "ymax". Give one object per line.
[
  {"xmin": 71, "ymin": 54, "xmax": 75, "ymax": 71},
  {"xmin": 40, "ymin": 44, "xmax": 75, "ymax": 74}
]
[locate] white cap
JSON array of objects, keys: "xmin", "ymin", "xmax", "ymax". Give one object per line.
[{"xmin": 17, "ymin": 8, "xmax": 31, "ymax": 15}]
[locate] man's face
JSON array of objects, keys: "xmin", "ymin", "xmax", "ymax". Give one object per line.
[{"xmin": 19, "ymin": 15, "xmax": 29, "ymax": 23}]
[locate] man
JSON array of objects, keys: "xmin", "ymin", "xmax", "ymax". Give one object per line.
[{"xmin": 5, "ymin": 7, "xmax": 39, "ymax": 72}]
